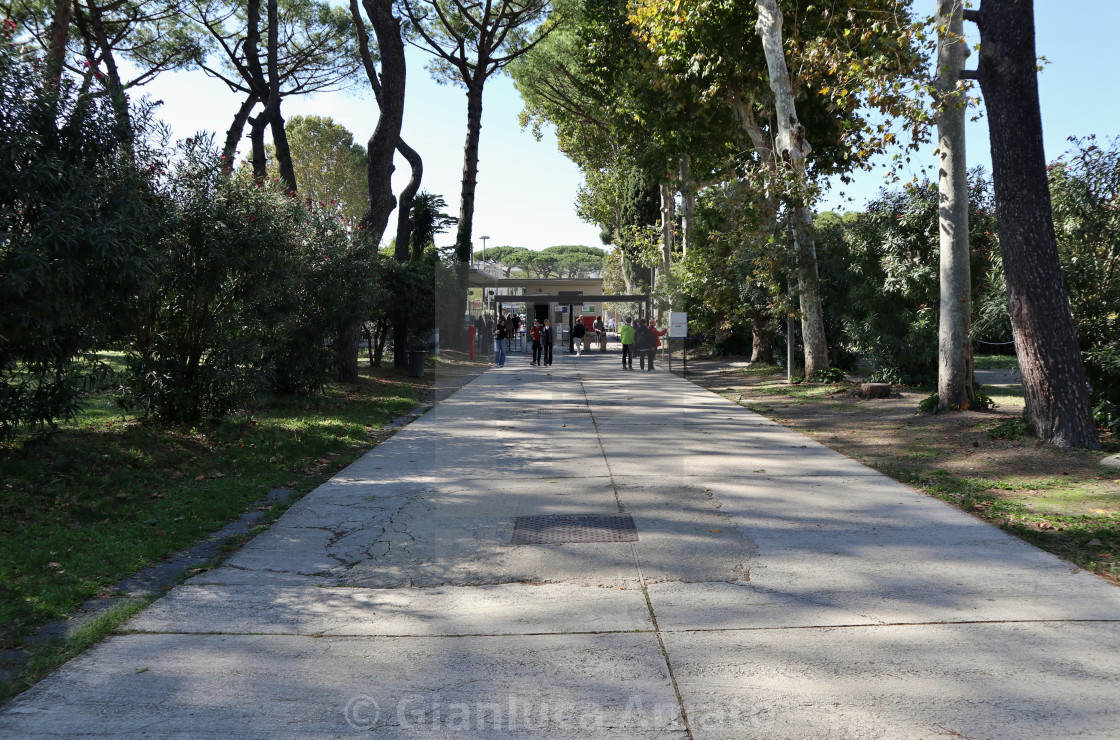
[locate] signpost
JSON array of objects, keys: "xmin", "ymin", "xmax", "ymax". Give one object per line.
[{"xmin": 669, "ymin": 312, "xmax": 688, "ymax": 375}]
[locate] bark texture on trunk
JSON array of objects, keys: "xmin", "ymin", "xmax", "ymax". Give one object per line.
[
  {"xmin": 393, "ymin": 136, "xmax": 423, "ymax": 368},
  {"xmin": 679, "ymin": 156, "xmax": 695, "ymax": 258},
  {"xmin": 222, "ymin": 93, "xmax": 258, "ymax": 173},
  {"xmin": 750, "ymin": 312, "xmax": 776, "ymax": 364},
  {"xmin": 394, "ymin": 137, "xmax": 423, "ymax": 261},
  {"xmin": 85, "ymin": 3, "xmax": 130, "ymax": 133},
  {"xmin": 754, "ymin": 0, "xmax": 828, "ymax": 379},
  {"xmin": 358, "ymin": 0, "xmax": 406, "ymax": 241},
  {"xmin": 333, "ymin": 321, "xmax": 362, "ymax": 383},
  {"xmin": 245, "ymin": 0, "xmax": 270, "ymax": 181},
  {"xmin": 659, "ymin": 181, "xmax": 676, "ymax": 287},
  {"xmin": 936, "ymin": 0, "xmax": 976, "ymax": 409},
  {"xmin": 973, "ymin": 0, "xmax": 1098, "ymax": 448},
  {"xmin": 46, "ymin": 0, "xmax": 72, "ymax": 89},
  {"xmin": 266, "ymin": 0, "xmax": 296, "ymax": 193},
  {"xmin": 453, "ymin": 82, "xmax": 485, "ymax": 263},
  {"xmin": 335, "ymin": 0, "xmax": 408, "ymax": 380}
]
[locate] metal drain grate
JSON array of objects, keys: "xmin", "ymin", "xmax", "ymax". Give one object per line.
[
  {"xmin": 530, "ymin": 407, "xmax": 591, "ymax": 415},
  {"xmin": 511, "ymin": 513, "xmax": 638, "ymax": 544}
]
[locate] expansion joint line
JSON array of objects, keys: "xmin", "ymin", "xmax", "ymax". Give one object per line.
[{"xmin": 581, "ymin": 375, "xmax": 697, "ymax": 740}]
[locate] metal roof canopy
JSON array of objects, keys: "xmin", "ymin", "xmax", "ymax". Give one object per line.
[{"xmin": 493, "ymin": 294, "xmax": 648, "ymax": 303}]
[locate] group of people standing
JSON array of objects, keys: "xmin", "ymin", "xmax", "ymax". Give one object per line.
[
  {"xmin": 490, "ymin": 312, "xmax": 665, "ymax": 371},
  {"xmin": 618, "ymin": 317, "xmax": 667, "ymax": 371},
  {"xmin": 569, "ymin": 315, "xmax": 608, "ymax": 357}
]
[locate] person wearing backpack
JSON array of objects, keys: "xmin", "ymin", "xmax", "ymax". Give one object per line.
[
  {"xmin": 636, "ymin": 318, "xmax": 654, "ymax": 371},
  {"xmin": 571, "ymin": 315, "xmax": 586, "ymax": 357}
]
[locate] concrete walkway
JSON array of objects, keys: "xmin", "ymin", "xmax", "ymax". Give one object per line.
[{"xmin": 4, "ymin": 352, "xmax": 1120, "ymax": 738}]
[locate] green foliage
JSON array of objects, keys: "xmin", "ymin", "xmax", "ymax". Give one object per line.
[
  {"xmin": 123, "ymin": 140, "xmax": 369, "ymax": 421},
  {"xmin": 988, "ymin": 413, "xmax": 1033, "ymax": 440},
  {"xmin": 664, "ymin": 179, "xmax": 782, "ymax": 350},
  {"xmin": 475, "ymin": 244, "xmax": 606, "ymax": 279},
  {"xmin": 266, "ymin": 201, "xmax": 379, "ymax": 394},
  {"xmin": 916, "ymin": 392, "xmax": 940, "ymax": 414},
  {"xmin": 833, "ymin": 173, "xmax": 999, "ymax": 384},
  {"xmin": 815, "ymin": 367, "xmax": 847, "ymax": 383},
  {"xmin": 278, "ymin": 115, "xmax": 368, "ymax": 224},
  {"xmin": 0, "ymin": 368, "xmax": 421, "ymax": 653},
  {"xmin": 1048, "ymin": 136, "xmax": 1120, "ymax": 434},
  {"xmin": 0, "ymin": 37, "xmax": 160, "ymax": 439},
  {"xmin": 972, "ymin": 392, "xmax": 997, "ymax": 411},
  {"xmin": 409, "ymin": 191, "xmax": 457, "ymax": 258}
]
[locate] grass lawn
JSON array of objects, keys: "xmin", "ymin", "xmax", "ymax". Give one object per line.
[
  {"xmin": 685, "ymin": 360, "xmax": 1120, "ymax": 586},
  {"xmin": 0, "ymin": 362, "xmax": 438, "ymax": 662}
]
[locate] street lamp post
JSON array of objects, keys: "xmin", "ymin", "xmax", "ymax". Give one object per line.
[{"xmin": 480, "ymin": 235, "xmax": 490, "ymax": 266}]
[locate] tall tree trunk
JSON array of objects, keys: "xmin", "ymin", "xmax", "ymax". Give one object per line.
[
  {"xmin": 249, "ymin": 111, "xmax": 270, "ymax": 182},
  {"xmin": 333, "ymin": 322, "xmax": 362, "ymax": 383},
  {"xmin": 222, "ymin": 93, "xmax": 258, "ymax": 174},
  {"xmin": 447, "ymin": 80, "xmax": 485, "ymax": 350},
  {"xmin": 358, "ymin": 0, "xmax": 405, "ymax": 238},
  {"xmin": 791, "ymin": 205, "xmax": 828, "ymax": 378},
  {"xmin": 394, "ymin": 137, "xmax": 423, "ymax": 261},
  {"xmin": 393, "ymin": 136, "xmax": 423, "ymax": 368},
  {"xmin": 46, "ymin": 0, "xmax": 72, "ymax": 89},
  {"xmin": 659, "ymin": 181, "xmax": 675, "ymax": 270},
  {"xmin": 754, "ymin": 0, "xmax": 828, "ymax": 378},
  {"xmin": 936, "ymin": 0, "xmax": 975, "ymax": 409},
  {"xmin": 265, "ymin": 0, "xmax": 296, "ymax": 193},
  {"xmin": 972, "ymin": 0, "xmax": 1098, "ymax": 448},
  {"xmin": 84, "ymin": 4, "xmax": 131, "ymax": 134},
  {"xmin": 245, "ymin": 0, "xmax": 270, "ymax": 182},
  {"xmin": 453, "ymin": 81, "xmax": 485, "ymax": 263},
  {"xmin": 335, "ymin": 0, "xmax": 408, "ymax": 382},
  {"xmin": 751, "ymin": 312, "xmax": 775, "ymax": 364},
  {"xmin": 679, "ymin": 155, "xmax": 695, "ymax": 258}
]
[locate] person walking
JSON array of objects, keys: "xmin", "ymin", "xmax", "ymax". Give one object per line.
[
  {"xmin": 541, "ymin": 318, "xmax": 554, "ymax": 367},
  {"xmin": 474, "ymin": 314, "xmax": 485, "ymax": 351},
  {"xmin": 571, "ymin": 316, "xmax": 586, "ymax": 357},
  {"xmin": 636, "ymin": 318, "xmax": 654, "ymax": 371},
  {"xmin": 594, "ymin": 315, "xmax": 606, "ymax": 352},
  {"xmin": 648, "ymin": 320, "xmax": 668, "ymax": 370},
  {"xmin": 494, "ymin": 317, "xmax": 508, "ymax": 367},
  {"xmin": 619, "ymin": 318, "xmax": 635, "ymax": 370},
  {"xmin": 529, "ymin": 319, "xmax": 543, "ymax": 365}
]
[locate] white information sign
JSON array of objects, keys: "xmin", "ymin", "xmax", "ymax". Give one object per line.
[{"xmin": 669, "ymin": 312, "xmax": 688, "ymax": 338}]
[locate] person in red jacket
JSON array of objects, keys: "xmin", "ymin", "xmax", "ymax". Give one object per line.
[
  {"xmin": 648, "ymin": 321, "xmax": 669, "ymax": 371},
  {"xmin": 529, "ymin": 319, "xmax": 543, "ymax": 365}
]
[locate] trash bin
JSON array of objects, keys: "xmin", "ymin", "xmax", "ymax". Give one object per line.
[{"xmin": 407, "ymin": 350, "xmax": 427, "ymax": 378}]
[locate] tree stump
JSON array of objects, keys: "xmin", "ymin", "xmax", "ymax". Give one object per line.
[{"xmin": 860, "ymin": 383, "xmax": 892, "ymax": 399}]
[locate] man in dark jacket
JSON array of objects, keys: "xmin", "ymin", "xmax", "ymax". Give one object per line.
[
  {"xmin": 541, "ymin": 319, "xmax": 554, "ymax": 366},
  {"xmin": 636, "ymin": 318, "xmax": 653, "ymax": 371},
  {"xmin": 571, "ymin": 316, "xmax": 586, "ymax": 357}
]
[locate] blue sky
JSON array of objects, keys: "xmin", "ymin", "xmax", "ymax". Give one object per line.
[{"xmin": 140, "ymin": 1, "xmax": 1119, "ymax": 250}]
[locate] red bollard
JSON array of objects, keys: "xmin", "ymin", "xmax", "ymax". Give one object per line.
[{"xmin": 468, "ymin": 325, "xmax": 475, "ymax": 360}]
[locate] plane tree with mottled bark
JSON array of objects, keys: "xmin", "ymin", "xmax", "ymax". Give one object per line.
[{"xmin": 629, "ymin": 0, "xmax": 930, "ymax": 379}]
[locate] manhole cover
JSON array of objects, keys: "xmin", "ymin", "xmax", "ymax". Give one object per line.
[{"xmin": 511, "ymin": 513, "xmax": 638, "ymax": 544}]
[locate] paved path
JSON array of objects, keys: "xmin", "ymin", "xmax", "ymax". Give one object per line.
[{"xmin": 4, "ymin": 352, "xmax": 1120, "ymax": 738}]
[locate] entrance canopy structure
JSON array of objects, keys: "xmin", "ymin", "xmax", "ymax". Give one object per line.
[{"xmin": 466, "ymin": 272, "xmax": 650, "ymax": 322}]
